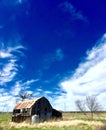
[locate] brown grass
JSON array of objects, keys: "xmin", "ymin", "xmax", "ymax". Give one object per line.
[
  {"xmin": 0, "ymin": 112, "xmax": 106, "ymax": 130},
  {"xmin": 1, "ymin": 119, "xmax": 105, "ymax": 129},
  {"xmin": 62, "ymin": 112, "xmax": 106, "ymax": 120}
]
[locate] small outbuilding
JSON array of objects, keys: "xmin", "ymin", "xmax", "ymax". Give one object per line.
[{"xmin": 12, "ymin": 96, "xmax": 62, "ymax": 123}]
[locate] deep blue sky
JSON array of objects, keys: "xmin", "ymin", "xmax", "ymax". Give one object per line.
[{"xmin": 0, "ymin": 0, "xmax": 106, "ymax": 111}]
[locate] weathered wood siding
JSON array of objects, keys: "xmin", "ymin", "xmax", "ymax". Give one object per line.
[{"xmin": 31, "ymin": 97, "xmax": 52, "ymax": 121}]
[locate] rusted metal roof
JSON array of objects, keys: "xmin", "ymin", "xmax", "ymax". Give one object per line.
[{"xmin": 14, "ymin": 98, "xmax": 40, "ymax": 110}]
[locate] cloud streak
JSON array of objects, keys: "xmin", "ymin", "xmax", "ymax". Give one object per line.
[
  {"xmin": 0, "ymin": 44, "xmax": 25, "ymax": 85},
  {"xmin": 10, "ymin": 79, "xmax": 38, "ymax": 96},
  {"xmin": 43, "ymin": 48, "xmax": 64, "ymax": 69},
  {"xmin": 0, "ymin": 42, "xmax": 40, "ymax": 111},
  {"xmin": 0, "ymin": 40, "xmax": 29, "ymax": 111},
  {"xmin": 59, "ymin": 1, "xmax": 87, "ymax": 22},
  {"xmin": 0, "ymin": 0, "xmax": 28, "ymax": 6},
  {"xmin": 53, "ymin": 33, "xmax": 106, "ymax": 111}
]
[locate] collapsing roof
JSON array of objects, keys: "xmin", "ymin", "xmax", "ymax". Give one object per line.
[{"xmin": 14, "ymin": 98, "xmax": 40, "ymax": 109}]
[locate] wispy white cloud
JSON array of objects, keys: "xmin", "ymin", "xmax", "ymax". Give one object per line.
[
  {"xmin": 43, "ymin": 48, "xmax": 64, "ymax": 69},
  {"xmin": 1, "ymin": 0, "xmax": 28, "ymax": 6},
  {"xmin": 0, "ymin": 51, "xmax": 12, "ymax": 58},
  {"xmin": 0, "ymin": 92, "xmax": 16, "ymax": 112},
  {"xmin": 59, "ymin": 1, "xmax": 87, "ymax": 22},
  {"xmin": 53, "ymin": 33, "xmax": 106, "ymax": 111},
  {"xmin": 10, "ymin": 81, "xmax": 22, "ymax": 96},
  {"xmin": 10, "ymin": 79, "xmax": 38, "ymax": 96},
  {"xmin": 0, "ymin": 41, "xmax": 40, "ymax": 111},
  {"xmin": 22, "ymin": 79, "xmax": 39, "ymax": 90},
  {"xmin": 33, "ymin": 88, "xmax": 53, "ymax": 97},
  {"xmin": 0, "ymin": 44, "xmax": 25, "ymax": 85},
  {"xmin": 55, "ymin": 48, "xmax": 64, "ymax": 61},
  {"xmin": 0, "ymin": 88, "xmax": 5, "ymax": 93},
  {"xmin": 0, "ymin": 45, "xmax": 25, "ymax": 59},
  {"xmin": 0, "ymin": 43, "xmax": 27, "ymax": 111},
  {"xmin": 23, "ymin": 79, "xmax": 39, "ymax": 86}
]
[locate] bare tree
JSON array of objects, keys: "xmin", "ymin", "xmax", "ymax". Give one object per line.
[
  {"xmin": 75, "ymin": 95, "xmax": 102, "ymax": 119},
  {"xmin": 75, "ymin": 99, "xmax": 88, "ymax": 118},
  {"xmin": 75, "ymin": 100, "xmax": 86, "ymax": 112},
  {"xmin": 86, "ymin": 96, "xmax": 101, "ymax": 119}
]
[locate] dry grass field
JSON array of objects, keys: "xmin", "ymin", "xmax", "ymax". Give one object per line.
[
  {"xmin": 62, "ymin": 112, "xmax": 106, "ymax": 120},
  {"xmin": 0, "ymin": 112, "xmax": 106, "ymax": 130}
]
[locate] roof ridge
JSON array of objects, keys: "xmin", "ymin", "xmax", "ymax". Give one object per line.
[{"xmin": 14, "ymin": 97, "xmax": 45, "ymax": 109}]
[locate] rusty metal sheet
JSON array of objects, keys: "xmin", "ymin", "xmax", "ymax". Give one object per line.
[{"xmin": 14, "ymin": 98, "xmax": 39, "ymax": 109}]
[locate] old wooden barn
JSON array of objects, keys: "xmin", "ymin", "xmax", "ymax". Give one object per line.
[{"xmin": 12, "ymin": 96, "xmax": 62, "ymax": 123}]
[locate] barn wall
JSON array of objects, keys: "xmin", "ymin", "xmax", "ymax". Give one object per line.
[
  {"xmin": 12, "ymin": 108, "xmax": 32, "ymax": 122},
  {"xmin": 31, "ymin": 102, "xmax": 37, "ymax": 115},
  {"xmin": 52, "ymin": 108, "xmax": 62, "ymax": 119},
  {"xmin": 32, "ymin": 97, "xmax": 52, "ymax": 121}
]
